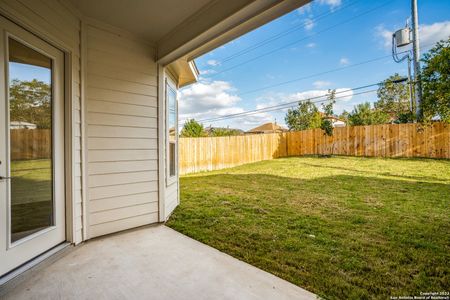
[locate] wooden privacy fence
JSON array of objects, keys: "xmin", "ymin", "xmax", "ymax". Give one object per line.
[
  {"xmin": 10, "ymin": 129, "xmax": 51, "ymax": 160},
  {"xmin": 179, "ymin": 122, "xmax": 450, "ymax": 175}
]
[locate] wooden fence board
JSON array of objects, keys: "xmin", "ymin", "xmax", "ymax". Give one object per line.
[
  {"xmin": 179, "ymin": 123, "xmax": 450, "ymax": 174},
  {"xmin": 10, "ymin": 124, "xmax": 450, "ymax": 174},
  {"xmin": 10, "ymin": 129, "xmax": 51, "ymax": 160}
]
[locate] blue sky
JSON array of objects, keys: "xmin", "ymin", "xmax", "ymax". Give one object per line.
[
  {"xmin": 10, "ymin": 63, "xmax": 51, "ymax": 84},
  {"xmin": 180, "ymin": 0, "xmax": 450, "ymax": 130}
]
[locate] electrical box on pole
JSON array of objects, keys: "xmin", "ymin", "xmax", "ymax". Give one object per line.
[
  {"xmin": 391, "ymin": 0, "xmax": 422, "ymax": 121},
  {"xmin": 394, "ymin": 28, "xmax": 411, "ymax": 47}
]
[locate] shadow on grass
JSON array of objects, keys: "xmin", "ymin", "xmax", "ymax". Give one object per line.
[
  {"xmin": 298, "ymin": 161, "xmax": 450, "ymax": 183},
  {"xmin": 168, "ymin": 173, "xmax": 450, "ymax": 300}
]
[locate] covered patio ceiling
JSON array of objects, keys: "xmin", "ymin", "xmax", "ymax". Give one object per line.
[{"xmin": 68, "ymin": 0, "xmax": 310, "ymax": 65}]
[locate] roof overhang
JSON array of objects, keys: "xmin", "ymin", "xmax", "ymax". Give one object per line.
[
  {"xmin": 164, "ymin": 0, "xmax": 310, "ymax": 87},
  {"xmin": 68, "ymin": 0, "xmax": 311, "ymax": 87},
  {"xmin": 160, "ymin": 0, "xmax": 310, "ymax": 65},
  {"xmin": 167, "ymin": 59, "xmax": 199, "ymax": 88}
]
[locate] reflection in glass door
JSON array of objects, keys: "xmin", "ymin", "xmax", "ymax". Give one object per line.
[
  {"xmin": 8, "ymin": 38, "xmax": 54, "ymax": 243},
  {"xmin": 0, "ymin": 15, "xmax": 65, "ymax": 277}
]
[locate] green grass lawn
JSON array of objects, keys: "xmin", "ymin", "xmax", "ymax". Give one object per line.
[
  {"xmin": 10, "ymin": 159, "xmax": 53, "ymax": 239},
  {"xmin": 166, "ymin": 156, "xmax": 450, "ymax": 300}
]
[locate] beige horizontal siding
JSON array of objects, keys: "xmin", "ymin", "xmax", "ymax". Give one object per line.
[
  {"xmin": 88, "ymin": 138, "xmax": 157, "ymax": 150},
  {"xmin": 90, "ymin": 202, "xmax": 158, "ymax": 225},
  {"xmin": 88, "ymin": 100, "xmax": 157, "ymax": 117},
  {"xmin": 87, "ymin": 62, "xmax": 157, "ymax": 86},
  {"xmin": 86, "ymin": 24, "xmax": 159, "ymax": 238},
  {"xmin": 88, "ymin": 160, "xmax": 157, "ymax": 175},
  {"xmin": 89, "ymin": 212, "xmax": 158, "ymax": 237},
  {"xmin": 88, "ymin": 150, "xmax": 157, "ymax": 162},
  {"xmin": 90, "ymin": 192, "xmax": 158, "ymax": 213},
  {"xmin": 87, "ymin": 112, "xmax": 157, "ymax": 128},
  {"xmin": 88, "ymin": 171, "xmax": 158, "ymax": 188},
  {"xmin": 87, "ymin": 87, "xmax": 157, "ymax": 107},
  {"xmin": 89, "ymin": 181, "xmax": 158, "ymax": 201},
  {"xmin": 88, "ymin": 125, "xmax": 157, "ymax": 138}
]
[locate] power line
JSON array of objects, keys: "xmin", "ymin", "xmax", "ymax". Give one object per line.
[
  {"xmin": 220, "ymin": 0, "xmax": 360, "ymax": 63},
  {"xmin": 197, "ymin": 87, "xmax": 374, "ymax": 123},
  {"xmin": 196, "ymin": 79, "xmax": 407, "ymax": 123},
  {"xmin": 197, "ymin": 89, "xmax": 379, "ymax": 124},
  {"xmin": 234, "ymin": 43, "xmax": 434, "ymax": 96},
  {"xmin": 208, "ymin": 1, "xmax": 391, "ymax": 78},
  {"xmin": 237, "ymin": 54, "xmax": 394, "ymax": 96}
]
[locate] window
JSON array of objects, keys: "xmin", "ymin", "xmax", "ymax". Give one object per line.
[{"xmin": 166, "ymin": 81, "xmax": 177, "ymax": 179}]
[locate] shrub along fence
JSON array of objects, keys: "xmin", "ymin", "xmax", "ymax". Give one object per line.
[{"xmin": 179, "ymin": 122, "xmax": 450, "ymax": 175}]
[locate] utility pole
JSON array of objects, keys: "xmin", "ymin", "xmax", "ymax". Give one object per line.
[{"xmin": 411, "ymin": 0, "xmax": 422, "ymax": 120}]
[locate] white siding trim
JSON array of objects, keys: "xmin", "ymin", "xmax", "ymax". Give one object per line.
[
  {"xmin": 157, "ymin": 65, "xmax": 165, "ymax": 222},
  {"xmin": 80, "ymin": 20, "xmax": 89, "ymax": 241},
  {"xmin": 160, "ymin": 69, "xmax": 180, "ymax": 221}
]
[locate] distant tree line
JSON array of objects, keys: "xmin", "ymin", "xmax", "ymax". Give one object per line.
[
  {"xmin": 180, "ymin": 119, "xmax": 242, "ymax": 138},
  {"xmin": 9, "ymin": 79, "xmax": 52, "ymax": 129}
]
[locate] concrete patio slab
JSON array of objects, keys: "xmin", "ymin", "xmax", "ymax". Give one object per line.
[{"xmin": 1, "ymin": 225, "xmax": 316, "ymax": 300}]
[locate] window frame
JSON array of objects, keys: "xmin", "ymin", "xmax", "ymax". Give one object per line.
[{"xmin": 165, "ymin": 77, "xmax": 178, "ymax": 186}]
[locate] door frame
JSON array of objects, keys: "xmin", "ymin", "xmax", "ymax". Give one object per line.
[
  {"xmin": 0, "ymin": 11, "xmax": 77, "ymax": 246},
  {"xmin": 4, "ymin": 32, "xmax": 65, "ymax": 249}
]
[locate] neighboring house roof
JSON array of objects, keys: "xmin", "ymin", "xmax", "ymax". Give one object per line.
[
  {"xmin": 317, "ymin": 113, "xmax": 347, "ymax": 127},
  {"xmin": 10, "ymin": 121, "xmax": 37, "ymax": 129},
  {"xmin": 247, "ymin": 122, "xmax": 287, "ymax": 134}
]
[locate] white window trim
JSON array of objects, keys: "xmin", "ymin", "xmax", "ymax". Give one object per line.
[{"xmin": 165, "ymin": 77, "xmax": 178, "ymax": 186}]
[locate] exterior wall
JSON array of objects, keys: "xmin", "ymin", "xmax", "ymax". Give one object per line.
[
  {"xmin": 0, "ymin": 0, "xmax": 182, "ymax": 243},
  {"xmin": 84, "ymin": 23, "xmax": 160, "ymax": 238},
  {"xmin": 0, "ymin": 0, "xmax": 84, "ymax": 244}
]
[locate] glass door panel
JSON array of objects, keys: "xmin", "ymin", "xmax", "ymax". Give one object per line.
[{"xmin": 8, "ymin": 37, "xmax": 54, "ymax": 243}]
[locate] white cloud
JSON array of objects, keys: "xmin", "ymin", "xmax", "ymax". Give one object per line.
[
  {"xmin": 375, "ymin": 24, "xmax": 393, "ymax": 49},
  {"xmin": 318, "ymin": 0, "xmax": 342, "ymax": 9},
  {"xmin": 306, "ymin": 42, "xmax": 317, "ymax": 48},
  {"xmin": 376, "ymin": 21, "xmax": 450, "ymax": 51},
  {"xmin": 179, "ymin": 81, "xmax": 274, "ymax": 130},
  {"xmin": 179, "ymin": 80, "xmax": 240, "ymax": 115},
  {"xmin": 199, "ymin": 69, "xmax": 216, "ymax": 75},
  {"xmin": 256, "ymin": 88, "xmax": 354, "ymax": 112},
  {"xmin": 180, "ymin": 83, "xmax": 359, "ymax": 131},
  {"xmin": 420, "ymin": 21, "xmax": 450, "ymax": 47},
  {"xmin": 304, "ymin": 18, "xmax": 315, "ymax": 31},
  {"xmin": 339, "ymin": 57, "xmax": 350, "ymax": 66},
  {"xmin": 313, "ymin": 81, "xmax": 332, "ymax": 88},
  {"xmin": 297, "ymin": 3, "xmax": 312, "ymax": 15},
  {"xmin": 206, "ymin": 59, "xmax": 220, "ymax": 66}
]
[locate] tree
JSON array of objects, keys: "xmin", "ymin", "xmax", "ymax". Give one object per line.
[
  {"xmin": 9, "ymin": 79, "xmax": 52, "ymax": 129},
  {"xmin": 180, "ymin": 119, "xmax": 206, "ymax": 137},
  {"xmin": 320, "ymin": 89, "xmax": 336, "ymax": 136},
  {"xmin": 210, "ymin": 128, "xmax": 241, "ymax": 137},
  {"xmin": 339, "ymin": 110, "xmax": 350, "ymax": 123},
  {"xmin": 421, "ymin": 38, "xmax": 450, "ymax": 123},
  {"xmin": 347, "ymin": 102, "xmax": 389, "ymax": 126},
  {"xmin": 375, "ymin": 74, "xmax": 412, "ymax": 123},
  {"xmin": 285, "ymin": 100, "xmax": 322, "ymax": 131}
]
